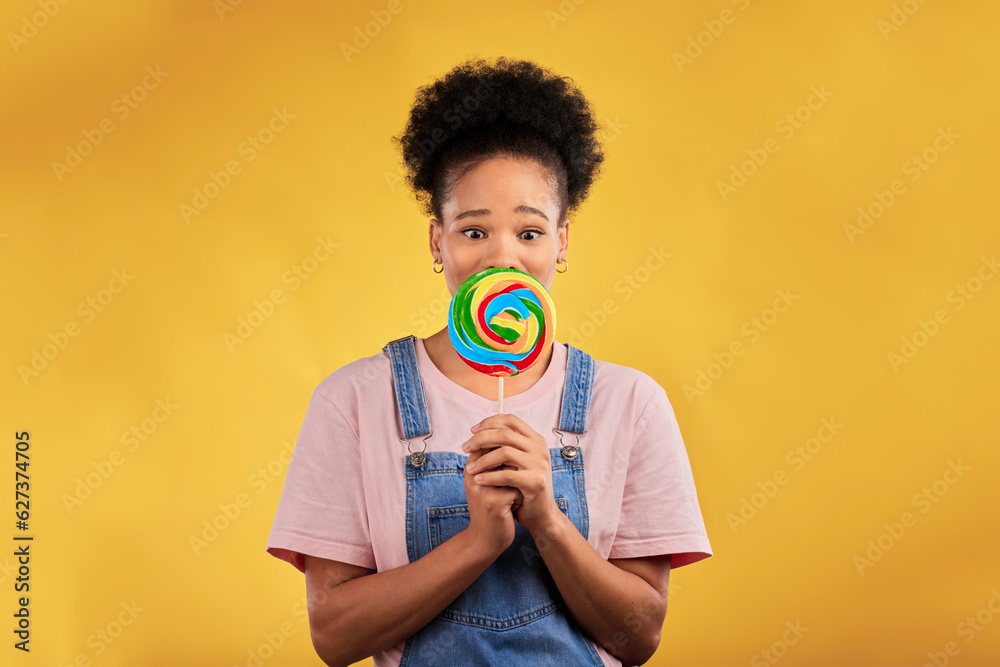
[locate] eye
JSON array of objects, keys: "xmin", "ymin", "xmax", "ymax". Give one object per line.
[{"xmin": 460, "ymin": 228, "xmax": 544, "ymax": 241}]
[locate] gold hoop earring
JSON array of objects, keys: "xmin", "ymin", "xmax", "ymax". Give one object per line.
[
  {"xmin": 432, "ymin": 259, "xmax": 444, "ymax": 273},
  {"xmin": 556, "ymin": 259, "xmax": 568, "ymax": 274}
]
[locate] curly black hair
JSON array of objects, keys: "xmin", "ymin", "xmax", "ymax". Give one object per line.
[{"xmin": 391, "ymin": 56, "xmax": 605, "ymax": 225}]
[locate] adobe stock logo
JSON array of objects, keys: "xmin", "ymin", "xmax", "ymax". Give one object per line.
[
  {"xmin": 51, "ymin": 66, "xmax": 169, "ymax": 182},
  {"xmin": 684, "ymin": 287, "xmax": 799, "ymax": 403},
  {"xmin": 179, "ymin": 107, "xmax": 295, "ymax": 223},
  {"xmin": 843, "ymin": 126, "xmax": 959, "ymax": 243},
  {"xmin": 544, "ymin": 0, "xmax": 590, "ymax": 30},
  {"xmin": 223, "ymin": 235, "xmax": 338, "ymax": 352},
  {"xmin": 213, "ymin": 0, "xmax": 245, "ymax": 20},
  {"xmin": 726, "ymin": 417, "xmax": 843, "ymax": 534},
  {"xmin": 566, "ymin": 245, "xmax": 671, "ymax": 348},
  {"xmin": 54, "ymin": 600, "xmax": 144, "ymax": 664},
  {"xmin": 8, "ymin": 0, "xmax": 73, "ymax": 54},
  {"xmin": 188, "ymin": 440, "xmax": 294, "ymax": 556},
  {"xmin": 716, "ymin": 85, "xmax": 833, "ymax": 202},
  {"xmin": 339, "ymin": 0, "xmax": 414, "ymax": 63},
  {"xmin": 886, "ymin": 254, "xmax": 997, "ymax": 372},
  {"xmin": 672, "ymin": 0, "xmax": 753, "ymax": 73},
  {"xmin": 852, "ymin": 459, "xmax": 969, "ymax": 576},
  {"xmin": 920, "ymin": 588, "xmax": 1000, "ymax": 667},
  {"xmin": 750, "ymin": 619, "xmax": 808, "ymax": 667},
  {"xmin": 62, "ymin": 398, "xmax": 179, "ymax": 514},
  {"xmin": 877, "ymin": 0, "xmax": 935, "ymax": 40},
  {"xmin": 18, "ymin": 268, "xmax": 134, "ymax": 386}
]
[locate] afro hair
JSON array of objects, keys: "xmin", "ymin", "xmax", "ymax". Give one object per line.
[{"xmin": 391, "ymin": 56, "xmax": 605, "ymax": 225}]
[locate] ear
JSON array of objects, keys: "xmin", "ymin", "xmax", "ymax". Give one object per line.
[
  {"xmin": 429, "ymin": 218, "xmax": 442, "ymax": 257},
  {"xmin": 558, "ymin": 219, "xmax": 570, "ymax": 258}
]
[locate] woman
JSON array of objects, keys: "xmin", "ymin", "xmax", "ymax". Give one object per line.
[{"xmin": 266, "ymin": 56, "xmax": 712, "ymax": 667}]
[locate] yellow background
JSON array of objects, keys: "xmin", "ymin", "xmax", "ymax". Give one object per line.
[{"xmin": 2, "ymin": 0, "xmax": 998, "ymax": 665}]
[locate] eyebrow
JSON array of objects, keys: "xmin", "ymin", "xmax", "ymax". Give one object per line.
[{"xmin": 453, "ymin": 205, "xmax": 549, "ymax": 223}]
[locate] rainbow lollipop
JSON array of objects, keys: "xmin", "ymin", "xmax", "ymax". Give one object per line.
[{"xmin": 448, "ymin": 267, "xmax": 556, "ymax": 413}]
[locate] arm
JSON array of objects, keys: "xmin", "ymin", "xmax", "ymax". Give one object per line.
[
  {"xmin": 461, "ymin": 414, "xmax": 674, "ymax": 666},
  {"xmin": 529, "ymin": 512, "xmax": 671, "ymax": 666},
  {"xmin": 304, "ymin": 529, "xmax": 498, "ymax": 667}
]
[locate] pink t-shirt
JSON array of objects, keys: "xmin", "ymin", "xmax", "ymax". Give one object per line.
[{"xmin": 266, "ymin": 337, "xmax": 712, "ymax": 666}]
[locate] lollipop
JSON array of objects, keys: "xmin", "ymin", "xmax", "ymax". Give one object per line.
[{"xmin": 448, "ymin": 267, "xmax": 556, "ymax": 413}]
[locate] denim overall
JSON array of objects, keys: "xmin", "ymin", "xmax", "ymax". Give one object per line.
[{"xmin": 382, "ymin": 335, "xmax": 605, "ymax": 666}]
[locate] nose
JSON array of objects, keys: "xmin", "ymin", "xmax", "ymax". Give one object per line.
[{"xmin": 484, "ymin": 236, "xmax": 521, "ymax": 272}]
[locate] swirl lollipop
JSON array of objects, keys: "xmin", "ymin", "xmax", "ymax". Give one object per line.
[{"xmin": 448, "ymin": 267, "xmax": 556, "ymax": 413}]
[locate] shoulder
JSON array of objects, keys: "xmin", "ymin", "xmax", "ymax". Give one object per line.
[
  {"xmin": 584, "ymin": 349, "xmax": 674, "ymax": 420},
  {"xmin": 311, "ymin": 346, "xmax": 393, "ymax": 408}
]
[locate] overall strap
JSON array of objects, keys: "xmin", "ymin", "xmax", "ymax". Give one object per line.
[
  {"xmin": 382, "ymin": 335, "xmax": 432, "ymax": 440},
  {"xmin": 558, "ymin": 344, "xmax": 595, "ymax": 435}
]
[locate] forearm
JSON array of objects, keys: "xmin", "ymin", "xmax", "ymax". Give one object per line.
[
  {"xmin": 311, "ymin": 529, "xmax": 496, "ymax": 667},
  {"xmin": 529, "ymin": 511, "xmax": 665, "ymax": 666}
]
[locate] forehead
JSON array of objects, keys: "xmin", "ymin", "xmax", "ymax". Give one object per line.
[{"xmin": 443, "ymin": 156, "xmax": 558, "ymax": 218}]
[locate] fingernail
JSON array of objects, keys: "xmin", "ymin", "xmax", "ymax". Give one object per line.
[
  {"xmin": 465, "ymin": 463, "xmax": 475, "ymax": 473},
  {"xmin": 462, "ymin": 442, "xmax": 470, "ymax": 451}
]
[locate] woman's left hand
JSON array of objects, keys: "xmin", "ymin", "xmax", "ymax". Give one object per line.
[{"xmin": 462, "ymin": 414, "xmax": 560, "ymax": 534}]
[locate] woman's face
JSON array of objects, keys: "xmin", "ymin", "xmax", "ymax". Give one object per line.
[{"xmin": 430, "ymin": 155, "xmax": 569, "ymax": 295}]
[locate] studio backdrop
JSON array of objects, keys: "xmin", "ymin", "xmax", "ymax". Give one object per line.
[{"xmin": 2, "ymin": 0, "xmax": 998, "ymax": 665}]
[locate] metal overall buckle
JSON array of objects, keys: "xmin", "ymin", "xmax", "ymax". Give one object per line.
[
  {"xmin": 552, "ymin": 427, "xmax": 584, "ymax": 461},
  {"xmin": 401, "ymin": 431, "xmax": 434, "ymax": 467}
]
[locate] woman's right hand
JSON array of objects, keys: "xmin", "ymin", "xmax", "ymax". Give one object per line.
[{"xmin": 463, "ymin": 447, "xmax": 520, "ymax": 558}]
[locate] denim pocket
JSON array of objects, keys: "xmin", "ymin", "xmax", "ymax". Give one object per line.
[
  {"xmin": 427, "ymin": 497, "xmax": 571, "ymax": 630},
  {"xmin": 428, "ymin": 497, "xmax": 569, "ymax": 550}
]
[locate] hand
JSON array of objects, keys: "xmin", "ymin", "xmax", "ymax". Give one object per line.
[
  {"xmin": 462, "ymin": 414, "xmax": 562, "ymax": 534},
  {"xmin": 462, "ymin": 446, "xmax": 520, "ymax": 558}
]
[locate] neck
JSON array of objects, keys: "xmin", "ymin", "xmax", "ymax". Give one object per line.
[{"xmin": 423, "ymin": 327, "xmax": 555, "ymax": 399}]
